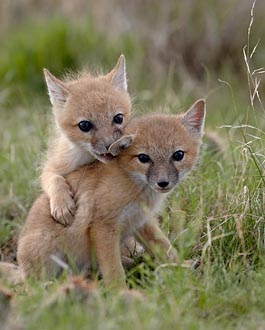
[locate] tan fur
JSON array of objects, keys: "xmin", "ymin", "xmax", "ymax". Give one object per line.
[
  {"xmin": 0, "ymin": 262, "xmax": 24, "ymax": 285},
  {"xmin": 18, "ymin": 100, "xmax": 206, "ymax": 289},
  {"xmin": 41, "ymin": 55, "xmax": 131, "ymax": 225}
]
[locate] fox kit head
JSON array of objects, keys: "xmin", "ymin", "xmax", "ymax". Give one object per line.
[
  {"xmin": 44, "ymin": 55, "xmax": 131, "ymax": 163},
  {"xmin": 115, "ymin": 100, "xmax": 206, "ymax": 193}
]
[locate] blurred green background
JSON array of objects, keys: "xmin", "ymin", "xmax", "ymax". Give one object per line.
[{"xmin": 0, "ymin": 0, "xmax": 264, "ymax": 111}]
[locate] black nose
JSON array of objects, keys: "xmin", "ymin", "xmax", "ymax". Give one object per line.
[{"xmin": 157, "ymin": 181, "xmax": 169, "ymax": 188}]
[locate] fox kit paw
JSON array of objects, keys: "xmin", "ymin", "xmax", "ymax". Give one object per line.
[{"xmin": 50, "ymin": 191, "xmax": 76, "ymax": 226}]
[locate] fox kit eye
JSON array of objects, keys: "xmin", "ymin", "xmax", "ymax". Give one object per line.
[
  {"xmin": 78, "ymin": 121, "xmax": 93, "ymax": 132},
  {"xmin": 113, "ymin": 113, "xmax": 123, "ymax": 124},
  {"xmin": 172, "ymin": 150, "xmax": 184, "ymax": 161},
  {"xmin": 137, "ymin": 153, "xmax": 151, "ymax": 163}
]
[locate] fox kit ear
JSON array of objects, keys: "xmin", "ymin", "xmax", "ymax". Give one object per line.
[
  {"xmin": 43, "ymin": 69, "xmax": 69, "ymax": 106},
  {"xmin": 108, "ymin": 134, "xmax": 134, "ymax": 156},
  {"xmin": 109, "ymin": 54, "xmax": 127, "ymax": 92},
  {"xmin": 182, "ymin": 99, "xmax": 206, "ymax": 136}
]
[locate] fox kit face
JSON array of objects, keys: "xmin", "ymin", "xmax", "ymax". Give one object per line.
[
  {"xmin": 44, "ymin": 55, "xmax": 131, "ymax": 163},
  {"xmin": 117, "ymin": 100, "xmax": 206, "ymax": 193}
]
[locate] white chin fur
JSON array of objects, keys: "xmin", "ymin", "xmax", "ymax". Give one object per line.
[{"xmin": 153, "ymin": 188, "xmax": 171, "ymax": 194}]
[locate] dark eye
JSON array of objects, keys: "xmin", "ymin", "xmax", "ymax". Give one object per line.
[
  {"xmin": 78, "ymin": 121, "xmax": 93, "ymax": 132},
  {"xmin": 137, "ymin": 154, "xmax": 151, "ymax": 163},
  {"xmin": 172, "ymin": 150, "xmax": 184, "ymax": 161},
  {"xmin": 113, "ymin": 113, "xmax": 123, "ymax": 124}
]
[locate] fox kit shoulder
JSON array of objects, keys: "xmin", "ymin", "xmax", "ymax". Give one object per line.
[
  {"xmin": 41, "ymin": 55, "xmax": 131, "ymax": 225},
  {"xmin": 18, "ymin": 99, "xmax": 205, "ymax": 288}
]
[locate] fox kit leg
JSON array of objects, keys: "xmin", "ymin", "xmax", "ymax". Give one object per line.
[
  {"xmin": 41, "ymin": 169, "xmax": 76, "ymax": 226},
  {"xmin": 90, "ymin": 224, "xmax": 126, "ymax": 290},
  {"xmin": 17, "ymin": 231, "xmax": 65, "ymax": 279},
  {"xmin": 136, "ymin": 221, "xmax": 178, "ymax": 263}
]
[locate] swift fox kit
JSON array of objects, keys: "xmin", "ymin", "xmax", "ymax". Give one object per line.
[
  {"xmin": 41, "ymin": 55, "xmax": 131, "ymax": 225},
  {"xmin": 17, "ymin": 99, "xmax": 206, "ymax": 289}
]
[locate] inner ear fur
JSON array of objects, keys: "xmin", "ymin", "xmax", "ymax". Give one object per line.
[
  {"xmin": 181, "ymin": 99, "xmax": 206, "ymax": 135},
  {"xmin": 106, "ymin": 54, "xmax": 127, "ymax": 92},
  {"xmin": 43, "ymin": 69, "xmax": 69, "ymax": 106}
]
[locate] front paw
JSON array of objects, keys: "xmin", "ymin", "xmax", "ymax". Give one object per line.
[{"xmin": 50, "ymin": 193, "xmax": 76, "ymax": 226}]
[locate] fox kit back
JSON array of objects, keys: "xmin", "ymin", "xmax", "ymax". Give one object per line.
[
  {"xmin": 18, "ymin": 100, "xmax": 205, "ymax": 288},
  {"xmin": 41, "ymin": 55, "xmax": 131, "ymax": 225}
]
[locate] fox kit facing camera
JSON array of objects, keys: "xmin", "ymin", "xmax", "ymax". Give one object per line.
[
  {"xmin": 18, "ymin": 99, "xmax": 205, "ymax": 289},
  {"xmin": 41, "ymin": 55, "xmax": 131, "ymax": 225}
]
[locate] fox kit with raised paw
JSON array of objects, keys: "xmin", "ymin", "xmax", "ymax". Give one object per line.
[
  {"xmin": 18, "ymin": 99, "xmax": 205, "ymax": 289},
  {"xmin": 41, "ymin": 55, "xmax": 131, "ymax": 225}
]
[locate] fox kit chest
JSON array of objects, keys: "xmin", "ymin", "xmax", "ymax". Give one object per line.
[{"xmin": 118, "ymin": 189, "xmax": 165, "ymax": 237}]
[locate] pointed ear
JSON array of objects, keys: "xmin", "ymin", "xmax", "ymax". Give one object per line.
[
  {"xmin": 182, "ymin": 99, "xmax": 206, "ymax": 136},
  {"xmin": 108, "ymin": 134, "xmax": 134, "ymax": 156},
  {"xmin": 43, "ymin": 69, "xmax": 69, "ymax": 106},
  {"xmin": 109, "ymin": 54, "xmax": 127, "ymax": 92}
]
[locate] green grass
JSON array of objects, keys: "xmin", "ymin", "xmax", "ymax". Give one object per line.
[
  {"xmin": 6, "ymin": 266, "xmax": 265, "ymax": 329},
  {"xmin": 0, "ymin": 11, "xmax": 265, "ymax": 330}
]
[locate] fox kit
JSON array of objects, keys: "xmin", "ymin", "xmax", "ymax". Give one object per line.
[
  {"xmin": 41, "ymin": 55, "xmax": 131, "ymax": 225},
  {"xmin": 17, "ymin": 99, "xmax": 206, "ymax": 289}
]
